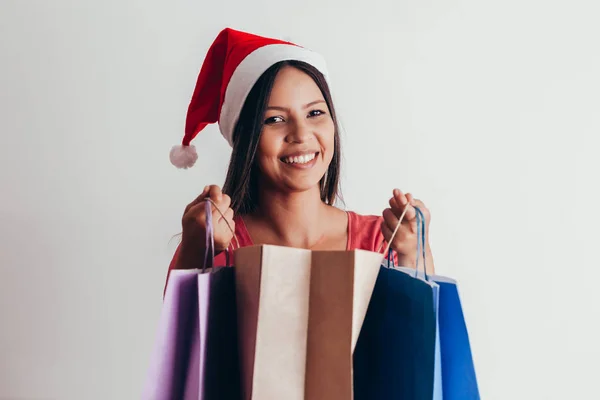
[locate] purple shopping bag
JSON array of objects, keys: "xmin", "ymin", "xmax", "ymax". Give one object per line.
[{"xmin": 142, "ymin": 201, "xmax": 240, "ymax": 400}]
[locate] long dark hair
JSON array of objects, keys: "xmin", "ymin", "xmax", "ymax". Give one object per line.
[{"xmin": 222, "ymin": 60, "xmax": 342, "ymax": 215}]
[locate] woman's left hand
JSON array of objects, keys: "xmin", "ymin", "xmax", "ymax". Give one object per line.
[{"xmin": 380, "ymin": 189, "xmax": 433, "ymax": 270}]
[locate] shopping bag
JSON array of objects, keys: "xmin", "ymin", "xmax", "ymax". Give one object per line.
[
  {"xmin": 353, "ymin": 205, "xmax": 438, "ymax": 400},
  {"xmin": 436, "ymin": 277, "xmax": 479, "ymax": 399},
  {"xmin": 388, "ymin": 270, "xmax": 479, "ymax": 399},
  {"xmin": 391, "ymin": 207, "xmax": 443, "ymax": 400},
  {"xmin": 407, "ymin": 207, "xmax": 443, "ymax": 399},
  {"xmin": 395, "ymin": 207, "xmax": 480, "ymax": 400},
  {"xmin": 233, "ymin": 245, "xmax": 383, "ymax": 400},
  {"xmin": 142, "ymin": 200, "xmax": 240, "ymax": 400},
  {"xmin": 142, "ymin": 269, "xmax": 201, "ymax": 399},
  {"xmin": 416, "ymin": 206, "xmax": 479, "ymax": 399},
  {"xmin": 352, "ymin": 259, "xmax": 437, "ymax": 399},
  {"xmin": 432, "ymin": 281, "xmax": 443, "ymax": 400}
]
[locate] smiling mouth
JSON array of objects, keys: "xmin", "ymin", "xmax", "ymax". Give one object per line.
[{"xmin": 280, "ymin": 152, "xmax": 319, "ymax": 165}]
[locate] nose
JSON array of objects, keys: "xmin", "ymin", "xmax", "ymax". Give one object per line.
[{"xmin": 285, "ymin": 118, "xmax": 313, "ymax": 144}]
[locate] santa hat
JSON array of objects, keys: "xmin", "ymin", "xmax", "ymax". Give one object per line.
[{"xmin": 170, "ymin": 27, "xmax": 331, "ymax": 169}]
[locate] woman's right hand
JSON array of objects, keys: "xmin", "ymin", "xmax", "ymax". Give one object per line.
[{"xmin": 178, "ymin": 185, "xmax": 235, "ymax": 268}]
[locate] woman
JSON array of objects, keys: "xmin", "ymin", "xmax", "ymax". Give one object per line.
[{"xmin": 167, "ymin": 27, "xmax": 434, "ymax": 276}]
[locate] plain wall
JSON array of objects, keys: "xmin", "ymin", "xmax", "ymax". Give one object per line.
[{"xmin": 1, "ymin": 0, "xmax": 599, "ymax": 398}]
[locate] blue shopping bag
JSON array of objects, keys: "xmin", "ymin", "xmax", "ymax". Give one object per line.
[
  {"xmin": 353, "ymin": 222, "xmax": 437, "ymax": 400},
  {"xmin": 436, "ymin": 277, "xmax": 479, "ymax": 399},
  {"xmin": 391, "ymin": 269, "xmax": 480, "ymax": 399},
  {"xmin": 386, "ymin": 207, "xmax": 443, "ymax": 400},
  {"xmin": 396, "ymin": 207, "xmax": 480, "ymax": 400}
]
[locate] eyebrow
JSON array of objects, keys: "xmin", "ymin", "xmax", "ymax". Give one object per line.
[{"xmin": 266, "ymin": 99, "xmax": 325, "ymax": 111}]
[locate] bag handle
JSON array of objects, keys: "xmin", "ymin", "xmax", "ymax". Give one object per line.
[
  {"xmin": 379, "ymin": 203, "xmax": 412, "ymax": 256},
  {"xmin": 414, "ymin": 206, "xmax": 429, "ymax": 281},
  {"xmin": 202, "ymin": 200, "xmax": 215, "ymax": 271},
  {"xmin": 202, "ymin": 198, "xmax": 240, "ymax": 269},
  {"xmin": 382, "ymin": 205, "xmax": 429, "ymax": 281},
  {"xmin": 204, "ymin": 197, "xmax": 418, "ymax": 269}
]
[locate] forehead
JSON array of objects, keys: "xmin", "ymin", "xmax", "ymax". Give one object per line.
[{"xmin": 268, "ymin": 66, "xmax": 324, "ymax": 105}]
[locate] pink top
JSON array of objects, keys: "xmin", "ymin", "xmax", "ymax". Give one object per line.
[{"xmin": 164, "ymin": 211, "xmax": 393, "ymax": 291}]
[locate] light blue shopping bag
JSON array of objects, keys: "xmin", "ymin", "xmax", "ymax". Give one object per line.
[{"xmin": 394, "ymin": 207, "xmax": 480, "ymax": 400}]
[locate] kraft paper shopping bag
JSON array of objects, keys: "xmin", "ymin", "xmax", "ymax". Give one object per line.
[{"xmin": 234, "ymin": 245, "xmax": 382, "ymax": 400}]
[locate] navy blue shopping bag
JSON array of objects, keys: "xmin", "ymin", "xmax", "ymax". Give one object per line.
[{"xmin": 353, "ymin": 253, "xmax": 436, "ymax": 399}]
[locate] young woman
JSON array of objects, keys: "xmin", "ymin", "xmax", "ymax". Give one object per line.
[{"xmin": 166, "ymin": 28, "xmax": 434, "ymax": 278}]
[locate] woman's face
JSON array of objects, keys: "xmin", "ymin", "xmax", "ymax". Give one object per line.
[{"xmin": 256, "ymin": 66, "xmax": 335, "ymax": 194}]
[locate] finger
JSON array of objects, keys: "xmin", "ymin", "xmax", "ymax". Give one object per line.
[
  {"xmin": 389, "ymin": 196, "xmax": 401, "ymax": 210},
  {"xmin": 393, "ymin": 189, "xmax": 415, "ymax": 220},
  {"xmin": 218, "ymin": 194, "xmax": 232, "ymax": 211},
  {"xmin": 189, "ymin": 192, "xmax": 231, "ymax": 221},
  {"xmin": 404, "ymin": 203, "xmax": 417, "ymax": 221},
  {"xmin": 216, "ymin": 209, "xmax": 236, "ymax": 236},
  {"xmin": 411, "ymin": 198, "xmax": 424, "ymax": 207},
  {"xmin": 207, "ymin": 195, "xmax": 231, "ymax": 222},
  {"xmin": 208, "ymin": 185, "xmax": 223, "ymax": 202},
  {"xmin": 393, "ymin": 188, "xmax": 409, "ymax": 207},
  {"xmin": 187, "ymin": 200, "xmax": 209, "ymax": 220},
  {"xmin": 211, "ymin": 204, "xmax": 232, "ymax": 226},
  {"xmin": 391, "ymin": 190, "xmax": 416, "ymax": 221},
  {"xmin": 404, "ymin": 193, "xmax": 418, "ymax": 220},
  {"xmin": 392, "ymin": 200, "xmax": 416, "ymax": 221},
  {"xmin": 410, "ymin": 197, "xmax": 424, "ymax": 213},
  {"xmin": 389, "ymin": 189, "xmax": 405, "ymax": 217},
  {"xmin": 412, "ymin": 198, "xmax": 431, "ymax": 223},
  {"xmin": 221, "ymin": 207, "xmax": 234, "ymax": 223},
  {"xmin": 382, "ymin": 208, "xmax": 400, "ymax": 230},
  {"xmin": 185, "ymin": 185, "xmax": 211, "ymax": 213},
  {"xmin": 407, "ymin": 196, "xmax": 427, "ymax": 215},
  {"xmin": 380, "ymin": 220, "xmax": 394, "ymax": 243}
]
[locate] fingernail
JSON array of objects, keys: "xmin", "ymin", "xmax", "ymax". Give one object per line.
[
  {"xmin": 393, "ymin": 188, "xmax": 400, "ymax": 196},
  {"xmin": 203, "ymin": 186, "xmax": 209, "ymax": 192}
]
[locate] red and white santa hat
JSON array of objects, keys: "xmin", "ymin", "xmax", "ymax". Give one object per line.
[{"xmin": 170, "ymin": 27, "xmax": 330, "ymax": 169}]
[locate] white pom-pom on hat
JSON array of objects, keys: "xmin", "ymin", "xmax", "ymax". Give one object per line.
[{"xmin": 170, "ymin": 144, "xmax": 198, "ymax": 169}]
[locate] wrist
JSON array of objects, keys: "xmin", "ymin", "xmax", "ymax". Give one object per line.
[
  {"xmin": 176, "ymin": 241, "xmax": 205, "ymax": 270},
  {"xmin": 396, "ymin": 254, "xmax": 417, "ymax": 269},
  {"xmin": 176, "ymin": 241, "xmax": 226, "ymax": 270}
]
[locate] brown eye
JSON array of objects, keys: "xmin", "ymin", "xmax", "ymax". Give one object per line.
[
  {"xmin": 265, "ymin": 116, "xmax": 284, "ymax": 125},
  {"xmin": 308, "ymin": 110, "xmax": 325, "ymax": 118}
]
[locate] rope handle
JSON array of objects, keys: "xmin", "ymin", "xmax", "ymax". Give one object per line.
[
  {"xmin": 204, "ymin": 197, "xmax": 420, "ymax": 272},
  {"xmin": 378, "ymin": 203, "xmax": 412, "ymax": 255},
  {"xmin": 203, "ymin": 198, "xmax": 240, "ymax": 250},
  {"xmin": 414, "ymin": 206, "xmax": 428, "ymax": 280},
  {"xmin": 378, "ymin": 204, "xmax": 430, "ymax": 281},
  {"xmin": 202, "ymin": 198, "xmax": 240, "ymax": 269}
]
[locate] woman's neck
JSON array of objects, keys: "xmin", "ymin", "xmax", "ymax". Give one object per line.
[{"xmin": 248, "ymin": 185, "xmax": 336, "ymax": 249}]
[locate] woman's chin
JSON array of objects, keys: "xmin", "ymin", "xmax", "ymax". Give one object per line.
[
  {"xmin": 281, "ymin": 177, "xmax": 324, "ymax": 194},
  {"xmin": 260, "ymin": 164, "xmax": 328, "ymax": 194}
]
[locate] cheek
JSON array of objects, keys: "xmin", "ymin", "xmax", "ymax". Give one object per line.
[
  {"xmin": 257, "ymin": 133, "xmax": 282, "ymax": 169},
  {"xmin": 258, "ymin": 132, "xmax": 278, "ymax": 157},
  {"xmin": 318, "ymin": 120, "xmax": 336, "ymax": 156}
]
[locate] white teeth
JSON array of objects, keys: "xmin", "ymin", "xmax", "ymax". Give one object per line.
[{"xmin": 284, "ymin": 153, "xmax": 316, "ymax": 164}]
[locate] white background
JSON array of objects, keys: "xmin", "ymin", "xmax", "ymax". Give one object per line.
[{"xmin": 1, "ymin": 0, "xmax": 599, "ymax": 399}]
